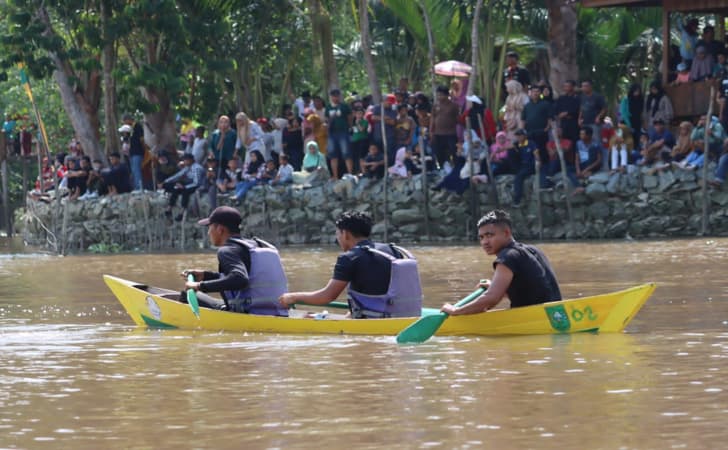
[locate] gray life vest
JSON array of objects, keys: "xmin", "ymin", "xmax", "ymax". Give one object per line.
[
  {"xmin": 347, "ymin": 245, "xmax": 423, "ymax": 319},
  {"xmin": 224, "ymin": 237, "xmax": 289, "ymax": 317}
]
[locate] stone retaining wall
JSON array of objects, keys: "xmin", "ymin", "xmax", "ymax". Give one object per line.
[{"xmin": 16, "ymin": 166, "xmax": 728, "ymax": 253}]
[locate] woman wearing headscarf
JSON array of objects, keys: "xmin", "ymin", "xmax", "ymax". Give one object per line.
[
  {"xmin": 689, "ymin": 46, "xmax": 714, "ymax": 82},
  {"xmin": 233, "ymin": 149, "xmax": 264, "ymax": 203},
  {"xmin": 292, "ymin": 141, "xmax": 329, "ymax": 185},
  {"xmin": 643, "ymin": 81, "xmax": 674, "ymax": 129},
  {"xmin": 503, "ymin": 80, "xmax": 529, "ymax": 142},
  {"xmin": 235, "ymin": 112, "xmax": 266, "ymax": 164},
  {"xmin": 619, "ymin": 83, "xmax": 644, "ymax": 144}
]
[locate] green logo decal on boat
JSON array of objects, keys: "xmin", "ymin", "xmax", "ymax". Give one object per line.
[{"xmin": 545, "ymin": 305, "xmax": 571, "ymax": 332}]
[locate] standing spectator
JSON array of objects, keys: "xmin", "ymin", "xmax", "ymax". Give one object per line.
[
  {"xmin": 209, "ymin": 115, "xmax": 237, "ymax": 171},
  {"xmin": 678, "ymin": 17, "xmax": 700, "ymax": 69},
  {"xmin": 619, "ymin": 83, "xmax": 644, "ymax": 144},
  {"xmin": 643, "ymin": 81, "xmax": 674, "ymax": 129},
  {"xmin": 552, "ymin": 80, "xmax": 581, "ymax": 144},
  {"xmin": 578, "ymin": 80, "xmax": 607, "ymax": 163},
  {"xmin": 293, "ymin": 90, "xmax": 314, "ymax": 120},
  {"xmin": 123, "ymin": 114, "xmax": 145, "ymax": 191},
  {"xmin": 697, "ymin": 25, "xmax": 724, "ymax": 59},
  {"xmin": 162, "ymin": 153, "xmax": 204, "ymax": 221},
  {"xmin": 282, "ymin": 113, "xmax": 304, "ymax": 171},
  {"xmin": 511, "ymin": 129, "xmax": 536, "ymax": 207},
  {"xmin": 350, "ymin": 106, "xmax": 370, "ymax": 174},
  {"xmin": 370, "ymin": 94, "xmax": 397, "ymax": 163},
  {"xmin": 312, "ymin": 95, "xmax": 327, "ymax": 122},
  {"xmin": 502, "ymin": 51, "xmax": 531, "ymax": 96},
  {"xmin": 189, "ymin": 125, "xmax": 208, "ymax": 166},
  {"xmin": 305, "ymin": 110, "xmax": 328, "ymax": 155},
  {"xmin": 235, "ymin": 112, "xmax": 266, "ymax": 163},
  {"xmin": 689, "ymin": 46, "xmax": 714, "ymax": 81},
  {"xmin": 430, "ymin": 85, "xmax": 460, "ymax": 170},
  {"xmin": 325, "ymin": 88, "xmax": 353, "ymax": 179},
  {"xmin": 461, "ymin": 94, "xmax": 496, "ymax": 144},
  {"xmin": 394, "ymin": 103, "xmax": 416, "ymax": 150},
  {"xmin": 521, "ymin": 85, "xmax": 551, "ymax": 159},
  {"xmin": 179, "ymin": 118, "xmax": 195, "ymax": 151},
  {"xmin": 503, "ymin": 80, "xmax": 529, "ymax": 142},
  {"xmin": 575, "ymin": 127, "xmax": 603, "ymax": 179}
]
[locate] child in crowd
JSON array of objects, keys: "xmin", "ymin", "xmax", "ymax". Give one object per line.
[
  {"xmin": 674, "ymin": 63, "xmax": 690, "ymax": 85},
  {"xmin": 272, "ymin": 154, "xmax": 294, "ymax": 185},
  {"xmin": 217, "ymin": 158, "xmax": 241, "ymax": 194},
  {"xmin": 712, "ymin": 52, "xmax": 728, "ymax": 81},
  {"xmin": 261, "ymin": 159, "xmax": 278, "ymax": 184},
  {"xmin": 361, "ymin": 144, "xmax": 384, "ymax": 179}
]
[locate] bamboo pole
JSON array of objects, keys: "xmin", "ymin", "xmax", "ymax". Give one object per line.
[
  {"xmin": 493, "ymin": 0, "xmax": 516, "ymax": 113},
  {"xmin": 380, "ymin": 103, "xmax": 389, "ymax": 242},
  {"xmin": 477, "ymin": 113, "xmax": 498, "ymax": 206},
  {"xmin": 418, "ymin": 128, "xmax": 431, "ymax": 239},
  {"xmin": 420, "ymin": 1, "xmax": 437, "ymax": 101},
  {"xmin": 1, "ymin": 159, "xmax": 9, "ymax": 236},
  {"xmin": 551, "ymin": 127, "xmax": 574, "ymax": 230},
  {"xmin": 534, "ymin": 156, "xmax": 543, "ymax": 239},
  {"xmin": 701, "ymin": 86, "xmax": 715, "ymax": 236}
]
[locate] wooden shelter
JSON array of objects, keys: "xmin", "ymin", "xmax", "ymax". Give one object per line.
[{"xmin": 582, "ymin": 0, "xmax": 728, "ymax": 119}]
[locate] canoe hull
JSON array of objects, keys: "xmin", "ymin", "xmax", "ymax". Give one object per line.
[{"xmin": 103, "ymin": 275, "xmax": 655, "ymax": 337}]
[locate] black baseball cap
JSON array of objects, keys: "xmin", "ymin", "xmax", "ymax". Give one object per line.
[
  {"xmin": 515, "ymin": 129, "xmax": 527, "ymax": 136},
  {"xmin": 198, "ymin": 206, "xmax": 242, "ymax": 231}
]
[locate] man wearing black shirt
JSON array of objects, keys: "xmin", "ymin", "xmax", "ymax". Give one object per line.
[
  {"xmin": 441, "ymin": 210, "xmax": 561, "ymax": 314},
  {"xmin": 552, "ymin": 80, "xmax": 580, "ymax": 143},
  {"xmin": 279, "ymin": 210, "xmax": 420, "ymax": 317}
]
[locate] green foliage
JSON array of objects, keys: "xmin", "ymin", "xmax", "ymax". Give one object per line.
[{"xmin": 88, "ymin": 242, "xmax": 123, "ymax": 253}]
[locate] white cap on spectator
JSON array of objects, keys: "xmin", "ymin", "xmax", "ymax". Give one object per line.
[{"xmin": 465, "ymin": 95, "xmax": 482, "ymax": 105}]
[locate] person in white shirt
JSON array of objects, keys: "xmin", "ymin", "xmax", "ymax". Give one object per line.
[{"xmin": 272, "ymin": 154, "xmax": 294, "ymax": 185}]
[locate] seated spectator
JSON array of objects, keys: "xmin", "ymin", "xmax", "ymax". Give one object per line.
[
  {"xmin": 260, "ymin": 159, "xmax": 278, "ymax": 184},
  {"xmin": 388, "ymin": 147, "xmax": 410, "ymax": 179},
  {"xmin": 689, "ymin": 46, "xmax": 714, "ymax": 82},
  {"xmin": 489, "ymin": 131, "xmax": 515, "ymax": 176},
  {"xmin": 541, "ymin": 127, "xmax": 579, "ymax": 189},
  {"xmin": 671, "ymin": 121, "xmax": 694, "ymax": 162},
  {"xmin": 709, "ymin": 139, "xmax": 728, "ymax": 187},
  {"xmin": 394, "ymin": 104, "xmax": 416, "ymax": 150},
  {"xmin": 34, "ymin": 156, "xmax": 55, "ymax": 193},
  {"xmin": 65, "ymin": 157, "xmax": 89, "ymax": 200},
  {"xmin": 234, "ymin": 150, "xmax": 265, "ymax": 203},
  {"xmin": 103, "ymin": 152, "xmax": 131, "ymax": 195},
  {"xmin": 361, "ymin": 144, "xmax": 385, "ymax": 179},
  {"xmin": 216, "ymin": 158, "xmax": 241, "ymax": 194},
  {"xmin": 691, "ymin": 114, "xmax": 726, "ymax": 157},
  {"xmin": 511, "ymin": 129, "xmax": 536, "ymax": 206},
  {"xmin": 641, "ymin": 118, "xmax": 675, "ymax": 167},
  {"xmin": 674, "ymin": 63, "xmax": 691, "ymax": 85},
  {"xmin": 162, "ymin": 153, "xmax": 204, "ymax": 220},
  {"xmin": 608, "ymin": 129, "xmax": 629, "ymax": 174},
  {"xmin": 292, "ymin": 141, "xmax": 329, "ymax": 185},
  {"xmin": 155, "ymin": 152, "xmax": 179, "ymax": 188},
  {"xmin": 672, "ymin": 147, "xmax": 704, "ymax": 171},
  {"xmin": 79, "ymin": 159, "xmax": 105, "ymax": 200},
  {"xmin": 202, "ymin": 156, "xmax": 220, "ymax": 209},
  {"xmin": 575, "ymin": 126, "xmax": 603, "ymax": 179},
  {"xmin": 272, "ymin": 154, "xmax": 294, "ymax": 185},
  {"xmin": 713, "ymin": 52, "xmax": 728, "ymax": 80}
]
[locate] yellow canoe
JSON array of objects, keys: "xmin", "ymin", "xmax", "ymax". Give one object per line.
[{"xmin": 103, "ymin": 275, "xmax": 656, "ymax": 336}]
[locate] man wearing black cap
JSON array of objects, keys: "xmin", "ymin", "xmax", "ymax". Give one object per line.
[
  {"xmin": 183, "ymin": 206, "xmax": 289, "ymax": 316},
  {"xmin": 502, "ymin": 51, "xmax": 530, "ymax": 98},
  {"xmin": 161, "ymin": 153, "xmax": 205, "ymax": 221}
]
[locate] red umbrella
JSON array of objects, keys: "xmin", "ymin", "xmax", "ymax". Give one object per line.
[{"xmin": 434, "ymin": 60, "xmax": 472, "ymax": 77}]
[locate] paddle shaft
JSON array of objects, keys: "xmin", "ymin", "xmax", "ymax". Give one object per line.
[{"xmin": 186, "ymin": 274, "xmax": 200, "ymax": 318}]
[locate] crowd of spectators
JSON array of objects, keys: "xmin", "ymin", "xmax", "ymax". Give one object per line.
[{"xmin": 13, "ymin": 17, "xmax": 728, "ymax": 218}]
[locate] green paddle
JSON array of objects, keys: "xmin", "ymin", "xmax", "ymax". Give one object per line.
[
  {"xmin": 396, "ymin": 287, "xmax": 485, "ymax": 344},
  {"xmin": 186, "ymin": 274, "xmax": 200, "ymax": 318}
]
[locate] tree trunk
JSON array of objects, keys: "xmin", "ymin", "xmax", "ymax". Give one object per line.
[
  {"xmin": 309, "ymin": 0, "xmax": 339, "ymax": 93},
  {"xmin": 468, "ymin": 0, "xmax": 484, "ymax": 96},
  {"xmin": 37, "ymin": 5, "xmax": 104, "ymax": 164},
  {"xmin": 420, "ymin": 1, "xmax": 437, "ymax": 101},
  {"xmin": 546, "ymin": 0, "xmax": 578, "ymax": 96},
  {"xmin": 101, "ymin": 0, "xmax": 119, "ymax": 156},
  {"xmin": 141, "ymin": 88, "xmax": 177, "ymax": 152},
  {"xmin": 359, "ymin": 0, "xmax": 381, "ymax": 104}
]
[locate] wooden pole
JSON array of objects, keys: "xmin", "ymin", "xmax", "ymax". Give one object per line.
[
  {"xmin": 534, "ymin": 156, "xmax": 543, "ymax": 239},
  {"xmin": 477, "ymin": 113, "xmax": 499, "ymax": 206},
  {"xmin": 465, "ymin": 117, "xmax": 477, "ymax": 239},
  {"xmin": 551, "ymin": 128, "xmax": 574, "ymax": 230},
  {"xmin": 701, "ymin": 86, "xmax": 715, "ymax": 236},
  {"xmin": 418, "ymin": 128, "xmax": 431, "ymax": 239},
  {"xmin": 380, "ymin": 103, "xmax": 389, "ymax": 242},
  {"xmin": 1, "ymin": 159, "xmax": 9, "ymax": 236},
  {"xmin": 662, "ymin": 10, "xmax": 669, "ymax": 87}
]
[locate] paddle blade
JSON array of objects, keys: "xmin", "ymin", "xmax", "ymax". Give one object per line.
[
  {"xmin": 396, "ymin": 313, "xmax": 447, "ymax": 344},
  {"xmin": 186, "ymin": 274, "xmax": 200, "ymax": 318},
  {"xmin": 396, "ymin": 287, "xmax": 486, "ymax": 344}
]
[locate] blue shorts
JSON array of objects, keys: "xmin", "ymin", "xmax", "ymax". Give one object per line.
[{"xmin": 327, "ymin": 132, "xmax": 351, "ymax": 159}]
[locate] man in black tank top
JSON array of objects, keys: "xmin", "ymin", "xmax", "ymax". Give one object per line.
[{"xmin": 441, "ymin": 210, "xmax": 561, "ymax": 315}]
